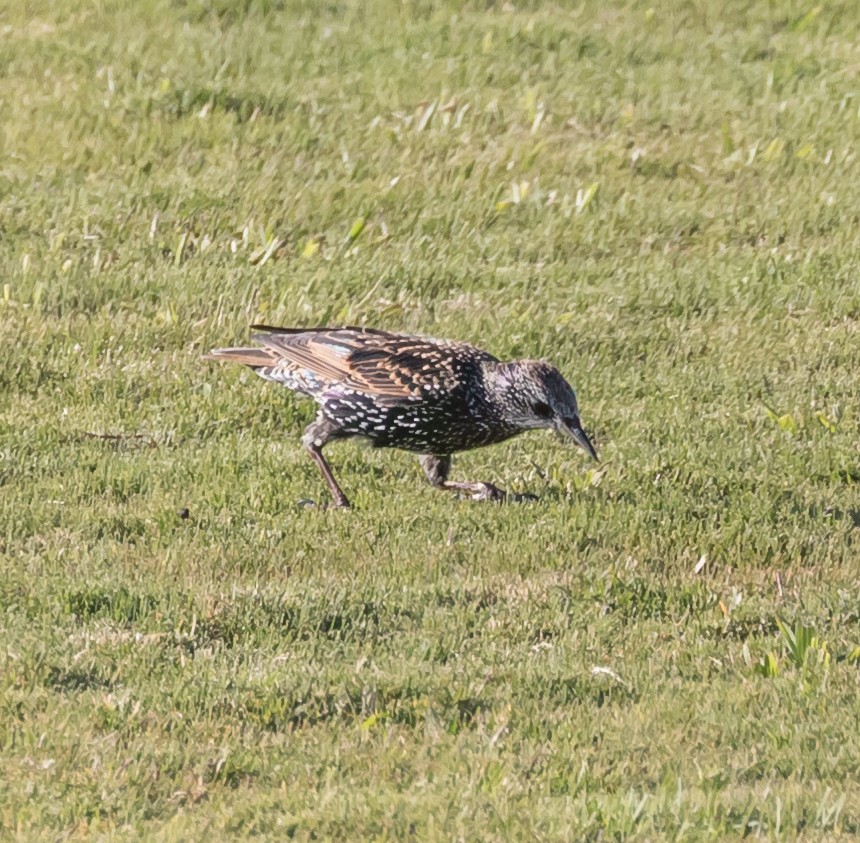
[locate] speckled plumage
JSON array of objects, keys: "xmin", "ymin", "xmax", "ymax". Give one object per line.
[{"xmin": 205, "ymin": 325, "xmax": 598, "ymax": 508}]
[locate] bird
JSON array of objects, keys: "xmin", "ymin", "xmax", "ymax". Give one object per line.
[{"xmin": 204, "ymin": 325, "xmax": 598, "ymax": 508}]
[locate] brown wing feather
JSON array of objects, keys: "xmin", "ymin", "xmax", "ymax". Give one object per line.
[
  {"xmin": 255, "ymin": 332, "xmax": 372, "ymax": 388},
  {"xmin": 248, "ymin": 327, "xmax": 497, "ymax": 405}
]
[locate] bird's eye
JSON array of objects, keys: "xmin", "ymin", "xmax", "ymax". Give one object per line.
[{"xmin": 532, "ymin": 401, "xmax": 552, "ymax": 418}]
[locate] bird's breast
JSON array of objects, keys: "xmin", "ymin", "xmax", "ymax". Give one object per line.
[{"xmin": 320, "ymin": 391, "xmax": 519, "ymax": 454}]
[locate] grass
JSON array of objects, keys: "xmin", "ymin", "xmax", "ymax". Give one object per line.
[{"xmin": 1, "ymin": 0, "xmax": 859, "ymax": 838}]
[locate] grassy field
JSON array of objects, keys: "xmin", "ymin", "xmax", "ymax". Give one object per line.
[{"xmin": 2, "ymin": 0, "xmax": 860, "ymax": 838}]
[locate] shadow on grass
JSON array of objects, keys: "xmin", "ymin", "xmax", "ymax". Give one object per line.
[
  {"xmin": 46, "ymin": 666, "xmax": 113, "ymax": 693},
  {"xmin": 65, "ymin": 587, "xmax": 162, "ymax": 625}
]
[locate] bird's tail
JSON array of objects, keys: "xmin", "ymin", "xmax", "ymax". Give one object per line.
[{"xmin": 203, "ymin": 347, "xmax": 273, "ymax": 368}]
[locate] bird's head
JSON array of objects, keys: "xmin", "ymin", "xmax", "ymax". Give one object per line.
[{"xmin": 488, "ymin": 360, "xmax": 598, "ymax": 461}]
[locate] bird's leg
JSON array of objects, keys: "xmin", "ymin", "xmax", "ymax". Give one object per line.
[
  {"xmin": 302, "ymin": 416, "xmax": 351, "ymax": 508},
  {"xmin": 419, "ymin": 455, "xmax": 535, "ymax": 502}
]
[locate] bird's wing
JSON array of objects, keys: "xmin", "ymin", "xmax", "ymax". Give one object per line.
[{"xmin": 248, "ymin": 326, "xmax": 497, "ymax": 406}]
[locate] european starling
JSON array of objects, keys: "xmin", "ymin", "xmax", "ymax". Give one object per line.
[{"xmin": 205, "ymin": 325, "xmax": 598, "ymax": 508}]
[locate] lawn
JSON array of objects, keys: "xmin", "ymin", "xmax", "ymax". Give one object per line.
[{"xmin": 1, "ymin": 0, "xmax": 859, "ymax": 839}]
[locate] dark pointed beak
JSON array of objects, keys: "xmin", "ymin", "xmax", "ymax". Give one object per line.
[{"xmin": 559, "ymin": 415, "xmax": 599, "ymax": 461}]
